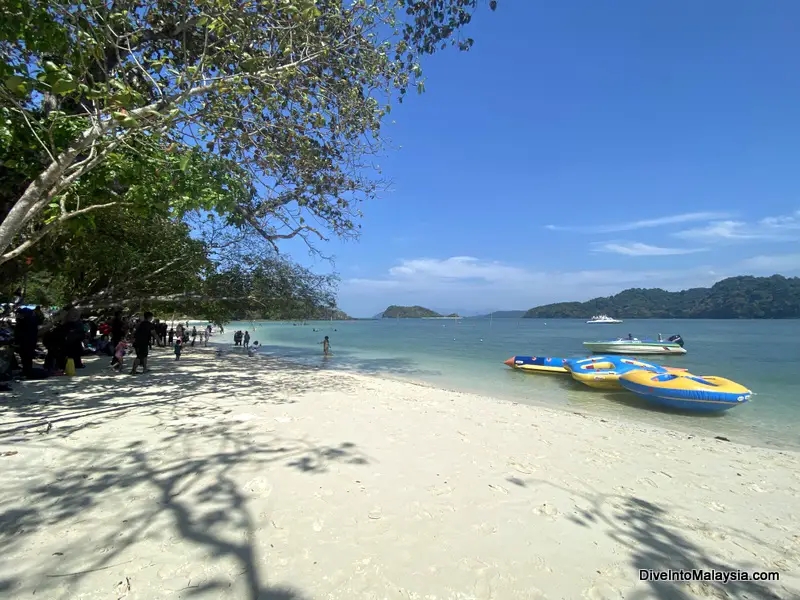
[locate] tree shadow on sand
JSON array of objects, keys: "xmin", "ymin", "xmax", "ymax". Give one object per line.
[
  {"xmin": 0, "ymin": 350, "xmax": 371, "ymax": 599},
  {"xmin": 506, "ymin": 477, "xmax": 796, "ymax": 599},
  {"xmin": 0, "ymin": 348, "xmax": 358, "ymax": 441}
]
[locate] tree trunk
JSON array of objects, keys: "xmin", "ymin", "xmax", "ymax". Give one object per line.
[{"xmin": 0, "ymin": 123, "xmax": 103, "ymax": 259}]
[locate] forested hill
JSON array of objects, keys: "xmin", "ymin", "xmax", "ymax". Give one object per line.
[
  {"xmin": 523, "ymin": 275, "xmax": 800, "ymax": 319},
  {"xmin": 380, "ymin": 305, "xmax": 456, "ymax": 318}
]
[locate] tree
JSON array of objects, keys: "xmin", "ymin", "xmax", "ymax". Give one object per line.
[{"xmin": 0, "ymin": 0, "xmax": 496, "ymax": 263}]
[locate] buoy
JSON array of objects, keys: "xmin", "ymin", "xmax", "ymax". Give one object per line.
[{"xmin": 65, "ymin": 358, "xmax": 76, "ymax": 376}]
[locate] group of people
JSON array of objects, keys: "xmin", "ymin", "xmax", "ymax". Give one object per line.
[
  {"xmin": 233, "ymin": 330, "xmax": 251, "ymax": 348},
  {"xmin": 108, "ymin": 318, "xmax": 216, "ymax": 373},
  {"xmin": 0, "ymin": 302, "xmax": 223, "ymax": 382}
]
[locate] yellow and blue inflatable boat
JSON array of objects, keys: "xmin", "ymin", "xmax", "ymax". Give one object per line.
[
  {"xmin": 564, "ymin": 356, "xmax": 687, "ymax": 390},
  {"xmin": 504, "ymin": 356, "xmax": 568, "ymax": 374},
  {"xmin": 619, "ymin": 371, "xmax": 752, "ymax": 412}
]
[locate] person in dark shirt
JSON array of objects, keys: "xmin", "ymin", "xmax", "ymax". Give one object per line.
[
  {"xmin": 14, "ymin": 308, "xmax": 38, "ymax": 378},
  {"xmin": 130, "ymin": 312, "xmax": 156, "ymax": 375}
]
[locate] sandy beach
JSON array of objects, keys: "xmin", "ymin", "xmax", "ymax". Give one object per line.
[{"xmin": 1, "ymin": 346, "xmax": 798, "ymax": 600}]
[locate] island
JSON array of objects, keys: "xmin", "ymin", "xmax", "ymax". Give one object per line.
[
  {"xmin": 523, "ymin": 275, "xmax": 800, "ymax": 319},
  {"xmin": 380, "ymin": 305, "xmax": 460, "ymax": 319}
]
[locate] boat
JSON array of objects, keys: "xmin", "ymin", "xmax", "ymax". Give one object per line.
[
  {"xmin": 583, "ymin": 334, "xmax": 686, "ymax": 355},
  {"xmin": 619, "ymin": 370, "xmax": 752, "ymax": 413},
  {"xmin": 503, "ymin": 356, "xmax": 568, "ymax": 374},
  {"xmin": 564, "ymin": 356, "xmax": 687, "ymax": 389},
  {"xmin": 586, "ymin": 314, "xmax": 623, "ymax": 324}
]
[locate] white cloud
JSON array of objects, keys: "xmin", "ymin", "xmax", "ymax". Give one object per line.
[
  {"xmin": 592, "ymin": 242, "xmax": 707, "ymax": 256},
  {"xmin": 675, "ymin": 210, "xmax": 800, "ymax": 242},
  {"xmin": 545, "ymin": 211, "xmax": 730, "ymax": 234},
  {"xmin": 341, "ymin": 256, "xmax": 722, "ymax": 315},
  {"xmin": 338, "ymin": 252, "xmax": 800, "ymax": 316},
  {"xmin": 738, "ymin": 253, "xmax": 800, "ymax": 273}
]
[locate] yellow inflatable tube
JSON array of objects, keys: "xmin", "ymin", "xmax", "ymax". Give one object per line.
[
  {"xmin": 565, "ymin": 356, "xmax": 688, "ymax": 390},
  {"xmin": 619, "ymin": 370, "xmax": 752, "ymax": 412}
]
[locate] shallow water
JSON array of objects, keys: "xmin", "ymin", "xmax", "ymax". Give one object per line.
[{"xmin": 214, "ymin": 318, "xmax": 800, "ymax": 451}]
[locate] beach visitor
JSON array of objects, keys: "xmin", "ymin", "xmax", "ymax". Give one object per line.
[
  {"xmin": 64, "ymin": 308, "xmax": 86, "ymax": 370},
  {"xmin": 112, "ymin": 339, "xmax": 129, "ymax": 372},
  {"xmin": 174, "ymin": 337, "xmax": 183, "ymax": 361},
  {"xmin": 191, "ymin": 326, "xmax": 197, "ymax": 347},
  {"xmin": 130, "ymin": 312, "xmax": 156, "ymax": 375},
  {"xmin": 110, "ymin": 310, "xmax": 124, "ymax": 368},
  {"xmin": 168, "ymin": 327, "xmax": 174, "ymax": 345},
  {"xmin": 243, "ymin": 331, "xmax": 250, "ymax": 348},
  {"xmin": 320, "ymin": 335, "xmax": 331, "ymax": 356}
]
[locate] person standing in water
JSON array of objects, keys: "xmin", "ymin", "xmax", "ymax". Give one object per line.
[
  {"xmin": 320, "ymin": 335, "xmax": 331, "ymax": 356},
  {"xmin": 243, "ymin": 330, "xmax": 250, "ymax": 349}
]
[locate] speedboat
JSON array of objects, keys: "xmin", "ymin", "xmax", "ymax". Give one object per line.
[
  {"xmin": 586, "ymin": 314, "xmax": 623, "ymax": 324},
  {"xmin": 583, "ymin": 334, "xmax": 687, "ymax": 355}
]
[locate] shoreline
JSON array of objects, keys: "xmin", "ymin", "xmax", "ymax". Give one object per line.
[
  {"xmin": 1, "ymin": 346, "xmax": 799, "ymax": 599},
  {"xmin": 243, "ymin": 343, "xmax": 794, "ymax": 454}
]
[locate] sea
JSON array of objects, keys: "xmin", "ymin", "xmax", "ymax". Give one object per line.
[{"xmin": 212, "ymin": 318, "xmax": 800, "ymax": 451}]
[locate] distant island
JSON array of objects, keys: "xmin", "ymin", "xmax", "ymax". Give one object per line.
[
  {"xmin": 523, "ymin": 275, "xmax": 800, "ymax": 319},
  {"xmin": 380, "ymin": 305, "xmax": 460, "ymax": 319},
  {"xmin": 317, "ymin": 307, "xmax": 353, "ymax": 320}
]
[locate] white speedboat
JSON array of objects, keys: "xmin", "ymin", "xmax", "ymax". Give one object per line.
[
  {"xmin": 583, "ymin": 334, "xmax": 687, "ymax": 355},
  {"xmin": 586, "ymin": 314, "xmax": 623, "ymax": 324}
]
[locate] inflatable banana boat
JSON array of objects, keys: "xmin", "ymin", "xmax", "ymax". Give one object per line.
[
  {"xmin": 619, "ymin": 371, "xmax": 752, "ymax": 412},
  {"xmin": 503, "ymin": 356, "xmax": 568, "ymax": 374},
  {"xmin": 564, "ymin": 356, "xmax": 687, "ymax": 390}
]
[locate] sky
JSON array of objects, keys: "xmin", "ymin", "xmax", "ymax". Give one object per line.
[{"xmin": 284, "ymin": 0, "xmax": 800, "ymax": 317}]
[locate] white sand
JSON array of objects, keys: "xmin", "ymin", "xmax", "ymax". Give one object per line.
[{"xmin": 0, "ymin": 347, "xmax": 798, "ymax": 599}]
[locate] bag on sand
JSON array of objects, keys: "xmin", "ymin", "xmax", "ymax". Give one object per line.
[{"xmin": 65, "ymin": 358, "xmax": 76, "ymax": 376}]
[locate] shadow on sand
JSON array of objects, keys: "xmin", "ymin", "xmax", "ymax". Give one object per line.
[
  {"xmin": 0, "ymin": 349, "xmax": 370, "ymax": 599},
  {"xmin": 503, "ymin": 476, "xmax": 792, "ymax": 599}
]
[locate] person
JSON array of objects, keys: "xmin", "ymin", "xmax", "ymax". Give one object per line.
[
  {"xmin": 13, "ymin": 308, "xmax": 38, "ymax": 378},
  {"xmin": 174, "ymin": 337, "xmax": 183, "ymax": 361},
  {"xmin": 63, "ymin": 308, "xmax": 86, "ymax": 370},
  {"xmin": 320, "ymin": 335, "xmax": 331, "ymax": 356},
  {"xmin": 168, "ymin": 327, "xmax": 175, "ymax": 345},
  {"xmin": 33, "ymin": 305, "xmax": 45, "ymax": 325},
  {"xmin": 130, "ymin": 312, "xmax": 156, "ymax": 374},
  {"xmin": 243, "ymin": 330, "xmax": 250, "ymax": 349},
  {"xmin": 110, "ymin": 310, "xmax": 125, "ymax": 368},
  {"xmin": 191, "ymin": 326, "xmax": 197, "ymax": 347},
  {"xmin": 42, "ymin": 321, "xmax": 64, "ymax": 374},
  {"xmin": 203, "ymin": 328, "xmax": 209, "ymax": 346},
  {"xmin": 247, "ymin": 341, "xmax": 259, "ymax": 357},
  {"xmin": 112, "ymin": 339, "xmax": 129, "ymax": 372}
]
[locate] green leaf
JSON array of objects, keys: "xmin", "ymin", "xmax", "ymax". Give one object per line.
[
  {"xmin": 4, "ymin": 75, "xmax": 26, "ymax": 96},
  {"xmin": 179, "ymin": 154, "xmax": 190, "ymax": 172},
  {"xmin": 51, "ymin": 78, "xmax": 78, "ymax": 95}
]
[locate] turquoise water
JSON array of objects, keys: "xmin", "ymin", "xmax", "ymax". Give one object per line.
[{"xmin": 217, "ymin": 319, "xmax": 800, "ymax": 451}]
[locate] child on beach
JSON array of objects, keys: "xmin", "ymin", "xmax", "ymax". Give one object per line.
[
  {"xmin": 112, "ymin": 339, "xmax": 129, "ymax": 372},
  {"xmin": 174, "ymin": 337, "xmax": 183, "ymax": 361},
  {"xmin": 320, "ymin": 335, "xmax": 331, "ymax": 356}
]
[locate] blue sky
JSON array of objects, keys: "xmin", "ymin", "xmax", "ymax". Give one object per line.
[{"xmin": 285, "ymin": 1, "xmax": 800, "ymax": 317}]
